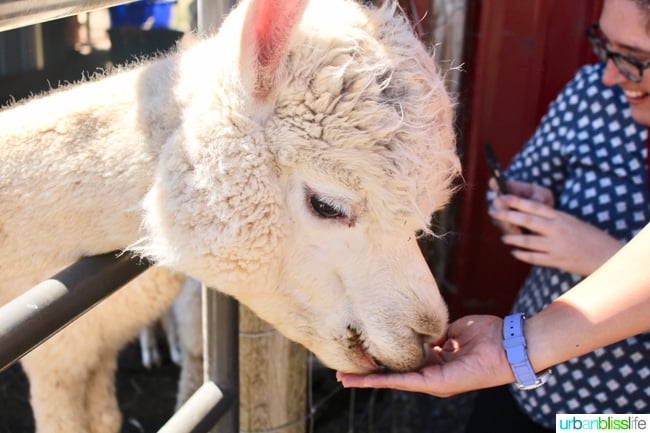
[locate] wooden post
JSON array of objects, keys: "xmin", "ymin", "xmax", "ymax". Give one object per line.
[{"xmin": 239, "ymin": 305, "xmax": 307, "ymax": 433}]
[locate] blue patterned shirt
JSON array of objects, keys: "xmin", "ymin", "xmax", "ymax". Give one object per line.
[{"xmin": 502, "ymin": 63, "xmax": 650, "ymax": 427}]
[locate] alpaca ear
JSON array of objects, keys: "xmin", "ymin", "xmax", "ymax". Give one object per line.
[{"xmin": 239, "ymin": 0, "xmax": 307, "ymax": 99}]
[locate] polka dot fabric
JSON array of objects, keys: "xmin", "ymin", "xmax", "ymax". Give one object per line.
[{"xmin": 503, "ymin": 64, "xmax": 650, "ymax": 428}]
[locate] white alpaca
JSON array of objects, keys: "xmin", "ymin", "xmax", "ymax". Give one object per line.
[{"xmin": 0, "ymin": 0, "xmax": 461, "ymax": 432}]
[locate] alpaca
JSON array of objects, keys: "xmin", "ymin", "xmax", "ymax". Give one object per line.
[{"xmin": 0, "ymin": 0, "xmax": 461, "ymax": 432}]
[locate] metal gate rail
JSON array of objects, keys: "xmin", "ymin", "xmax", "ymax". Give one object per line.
[{"xmin": 0, "ymin": 252, "xmax": 151, "ymax": 372}]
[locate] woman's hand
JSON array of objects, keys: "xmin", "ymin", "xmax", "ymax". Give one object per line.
[
  {"xmin": 490, "ymin": 195, "xmax": 623, "ymax": 276},
  {"xmin": 336, "ymin": 316, "xmax": 514, "ymax": 397},
  {"xmin": 489, "ymin": 179, "xmax": 554, "ymax": 235}
]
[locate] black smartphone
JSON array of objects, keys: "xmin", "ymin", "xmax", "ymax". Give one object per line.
[
  {"xmin": 483, "ymin": 143, "xmax": 509, "ymax": 194},
  {"xmin": 484, "ymin": 144, "xmax": 533, "ymax": 234}
]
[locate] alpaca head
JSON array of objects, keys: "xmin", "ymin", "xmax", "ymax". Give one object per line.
[{"xmin": 142, "ymin": 0, "xmax": 461, "ymax": 373}]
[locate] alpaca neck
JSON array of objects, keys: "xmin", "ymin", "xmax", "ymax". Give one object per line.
[{"xmin": 0, "ymin": 58, "xmax": 180, "ymax": 283}]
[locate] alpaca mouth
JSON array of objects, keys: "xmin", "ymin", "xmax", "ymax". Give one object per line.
[
  {"xmin": 346, "ymin": 332, "xmax": 431, "ymax": 373},
  {"xmin": 346, "ymin": 324, "xmax": 386, "ymax": 372},
  {"xmin": 351, "ymin": 344, "xmax": 385, "ymax": 372},
  {"xmin": 361, "ymin": 348, "xmax": 386, "ymax": 372}
]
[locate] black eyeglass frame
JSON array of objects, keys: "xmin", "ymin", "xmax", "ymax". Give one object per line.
[{"xmin": 586, "ymin": 23, "xmax": 650, "ymax": 83}]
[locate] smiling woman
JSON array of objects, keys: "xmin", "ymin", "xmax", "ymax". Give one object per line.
[
  {"xmin": 598, "ymin": 0, "xmax": 650, "ymax": 124},
  {"xmin": 470, "ymin": 0, "xmax": 650, "ymax": 430}
]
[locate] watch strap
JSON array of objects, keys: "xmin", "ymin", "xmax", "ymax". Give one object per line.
[{"xmin": 502, "ymin": 313, "xmax": 551, "ymax": 390}]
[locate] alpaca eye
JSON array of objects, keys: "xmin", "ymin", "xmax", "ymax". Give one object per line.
[{"xmin": 310, "ymin": 195, "xmax": 344, "ymax": 218}]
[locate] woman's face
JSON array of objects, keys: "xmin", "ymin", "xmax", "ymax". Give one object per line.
[{"xmin": 600, "ymin": 0, "xmax": 650, "ymax": 126}]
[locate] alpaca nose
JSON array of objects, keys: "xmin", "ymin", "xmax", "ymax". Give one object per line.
[
  {"xmin": 410, "ymin": 313, "xmax": 447, "ymax": 343},
  {"xmin": 369, "ymin": 331, "xmax": 430, "ymax": 373}
]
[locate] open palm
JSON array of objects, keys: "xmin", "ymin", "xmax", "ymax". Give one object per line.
[{"xmin": 337, "ymin": 316, "xmax": 514, "ymax": 397}]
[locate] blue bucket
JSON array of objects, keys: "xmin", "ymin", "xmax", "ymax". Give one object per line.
[{"xmin": 109, "ymin": 1, "xmax": 175, "ymax": 29}]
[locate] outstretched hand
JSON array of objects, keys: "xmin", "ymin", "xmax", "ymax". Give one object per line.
[{"xmin": 336, "ymin": 316, "xmax": 514, "ymax": 397}]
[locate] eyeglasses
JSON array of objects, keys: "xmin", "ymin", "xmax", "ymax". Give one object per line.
[{"xmin": 586, "ymin": 24, "xmax": 650, "ymax": 83}]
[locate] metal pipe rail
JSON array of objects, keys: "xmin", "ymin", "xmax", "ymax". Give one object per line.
[
  {"xmin": 158, "ymin": 382, "xmax": 235, "ymax": 433},
  {"xmin": 0, "ymin": 252, "xmax": 151, "ymax": 373},
  {"xmin": 0, "ymin": 0, "xmax": 132, "ymax": 32}
]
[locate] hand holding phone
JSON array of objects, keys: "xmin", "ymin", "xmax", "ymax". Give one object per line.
[
  {"xmin": 484, "ymin": 143, "xmax": 533, "ymax": 234},
  {"xmin": 483, "ymin": 143, "xmax": 509, "ymax": 194}
]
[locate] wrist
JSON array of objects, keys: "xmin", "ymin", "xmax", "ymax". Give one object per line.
[{"xmin": 502, "ymin": 313, "xmax": 552, "ymax": 390}]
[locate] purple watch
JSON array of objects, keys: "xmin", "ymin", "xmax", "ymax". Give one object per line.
[{"xmin": 502, "ymin": 313, "xmax": 552, "ymax": 390}]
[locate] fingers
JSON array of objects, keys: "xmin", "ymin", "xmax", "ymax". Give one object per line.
[
  {"xmin": 501, "ymin": 232, "xmax": 543, "ymax": 249},
  {"xmin": 490, "ymin": 207, "xmax": 544, "ymax": 234},
  {"xmin": 490, "ymin": 197, "xmax": 525, "ymax": 234},
  {"xmin": 426, "ymin": 338, "xmax": 460, "ymax": 364},
  {"xmin": 504, "ymin": 243, "xmax": 553, "ymax": 266},
  {"xmin": 490, "ymin": 177, "xmax": 554, "ymax": 207},
  {"xmin": 494, "ymin": 195, "xmax": 555, "ymax": 218},
  {"xmin": 336, "ymin": 370, "xmax": 430, "ymax": 393},
  {"xmin": 490, "ymin": 195, "xmax": 559, "ymax": 234},
  {"xmin": 490, "ymin": 195, "xmax": 511, "ymax": 212},
  {"xmin": 504, "ymin": 179, "xmax": 535, "ymax": 198},
  {"xmin": 506, "ymin": 180, "xmax": 554, "ymax": 206},
  {"xmin": 487, "ymin": 177, "xmax": 499, "ymax": 193}
]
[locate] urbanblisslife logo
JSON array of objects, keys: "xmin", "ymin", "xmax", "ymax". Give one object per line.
[{"xmin": 557, "ymin": 414, "xmax": 649, "ymax": 432}]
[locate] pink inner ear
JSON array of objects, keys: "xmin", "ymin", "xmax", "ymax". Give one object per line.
[{"xmin": 250, "ymin": 0, "xmax": 306, "ymax": 72}]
